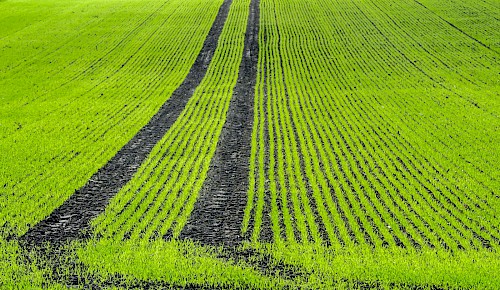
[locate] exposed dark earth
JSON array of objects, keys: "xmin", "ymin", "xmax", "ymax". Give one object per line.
[
  {"xmin": 22, "ymin": 0, "xmax": 234, "ymax": 246},
  {"xmin": 178, "ymin": 0, "xmax": 259, "ymax": 246}
]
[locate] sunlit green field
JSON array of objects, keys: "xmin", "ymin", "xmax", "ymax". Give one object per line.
[{"xmin": 1, "ymin": 0, "xmax": 499, "ymax": 288}]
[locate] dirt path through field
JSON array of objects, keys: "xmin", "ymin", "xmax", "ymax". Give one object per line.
[
  {"xmin": 21, "ymin": 0, "xmax": 233, "ymax": 245},
  {"xmin": 178, "ymin": 0, "xmax": 259, "ymax": 246}
]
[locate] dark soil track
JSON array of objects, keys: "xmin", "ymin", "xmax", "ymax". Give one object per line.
[
  {"xmin": 21, "ymin": 0, "xmax": 232, "ymax": 245},
  {"xmin": 178, "ymin": 0, "xmax": 259, "ymax": 246}
]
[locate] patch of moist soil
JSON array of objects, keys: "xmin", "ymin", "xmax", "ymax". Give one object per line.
[
  {"xmin": 21, "ymin": 0, "xmax": 233, "ymax": 246},
  {"xmin": 178, "ymin": 0, "xmax": 259, "ymax": 246}
]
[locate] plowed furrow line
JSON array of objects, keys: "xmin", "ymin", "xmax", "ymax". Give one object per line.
[
  {"xmin": 280, "ymin": 8, "xmax": 411, "ymax": 247},
  {"xmin": 335, "ymin": 92, "xmax": 498, "ymax": 249},
  {"xmin": 20, "ymin": 0, "xmax": 232, "ymax": 245},
  {"xmin": 356, "ymin": 92, "xmax": 500, "ymax": 234},
  {"xmin": 318, "ymin": 0, "xmax": 498, "ymax": 246},
  {"xmin": 246, "ymin": 0, "xmax": 499, "ymax": 251},
  {"xmin": 243, "ymin": 49, "xmax": 280, "ymax": 243},
  {"xmin": 326, "ymin": 91, "xmax": 491, "ymax": 249},
  {"xmin": 261, "ymin": 11, "xmax": 300, "ymax": 243},
  {"xmin": 93, "ymin": 0, "xmax": 252, "ymax": 242},
  {"xmin": 178, "ymin": 0, "xmax": 259, "ymax": 246},
  {"xmin": 2, "ymin": 0, "xmax": 226, "ymax": 236},
  {"xmin": 103, "ymin": 90, "xmax": 226, "ymax": 241},
  {"xmin": 319, "ymin": 97, "xmax": 438, "ymax": 248}
]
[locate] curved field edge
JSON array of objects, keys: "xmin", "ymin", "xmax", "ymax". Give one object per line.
[{"xmin": 2, "ymin": 237, "xmax": 499, "ymax": 289}]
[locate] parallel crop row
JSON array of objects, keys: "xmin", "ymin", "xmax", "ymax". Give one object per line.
[
  {"xmin": 415, "ymin": 0, "xmax": 500, "ymax": 53},
  {"xmin": 91, "ymin": 0, "xmax": 251, "ymax": 241},
  {"xmin": 0, "ymin": 0, "xmax": 223, "ymax": 236},
  {"xmin": 243, "ymin": 0, "xmax": 499, "ymax": 250}
]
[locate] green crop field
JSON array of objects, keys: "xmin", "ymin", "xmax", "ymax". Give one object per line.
[{"xmin": 0, "ymin": 0, "xmax": 499, "ymax": 288}]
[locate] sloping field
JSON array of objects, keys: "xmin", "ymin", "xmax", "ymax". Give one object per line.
[
  {"xmin": 243, "ymin": 0, "xmax": 500, "ymax": 250},
  {"xmin": 0, "ymin": 0, "xmax": 224, "ymax": 236},
  {"xmin": 1, "ymin": 0, "xmax": 499, "ymax": 288},
  {"xmin": 91, "ymin": 0, "xmax": 251, "ymax": 243}
]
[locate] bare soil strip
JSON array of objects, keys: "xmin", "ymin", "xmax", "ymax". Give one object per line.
[
  {"xmin": 178, "ymin": 0, "xmax": 259, "ymax": 246},
  {"xmin": 21, "ymin": 0, "xmax": 232, "ymax": 245}
]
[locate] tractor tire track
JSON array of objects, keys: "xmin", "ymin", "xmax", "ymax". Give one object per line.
[
  {"xmin": 21, "ymin": 0, "xmax": 232, "ymax": 246},
  {"xmin": 178, "ymin": 0, "xmax": 259, "ymax": 246}
]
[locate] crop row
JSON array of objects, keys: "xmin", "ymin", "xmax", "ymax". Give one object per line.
[
  {"xmin": 91, "ymin": 0, "xmax": 251, "ymax": 241},
  {"xmin": 243, "ymin": 0, "xmax": 499, "ymax": 250},
  {"xmin": 0, "ymin": 0, "xmax": 223, "ymax": 236},
  {"xmin": 415, "ymin": 0, "xmax": 500, "ymax": 52}
]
